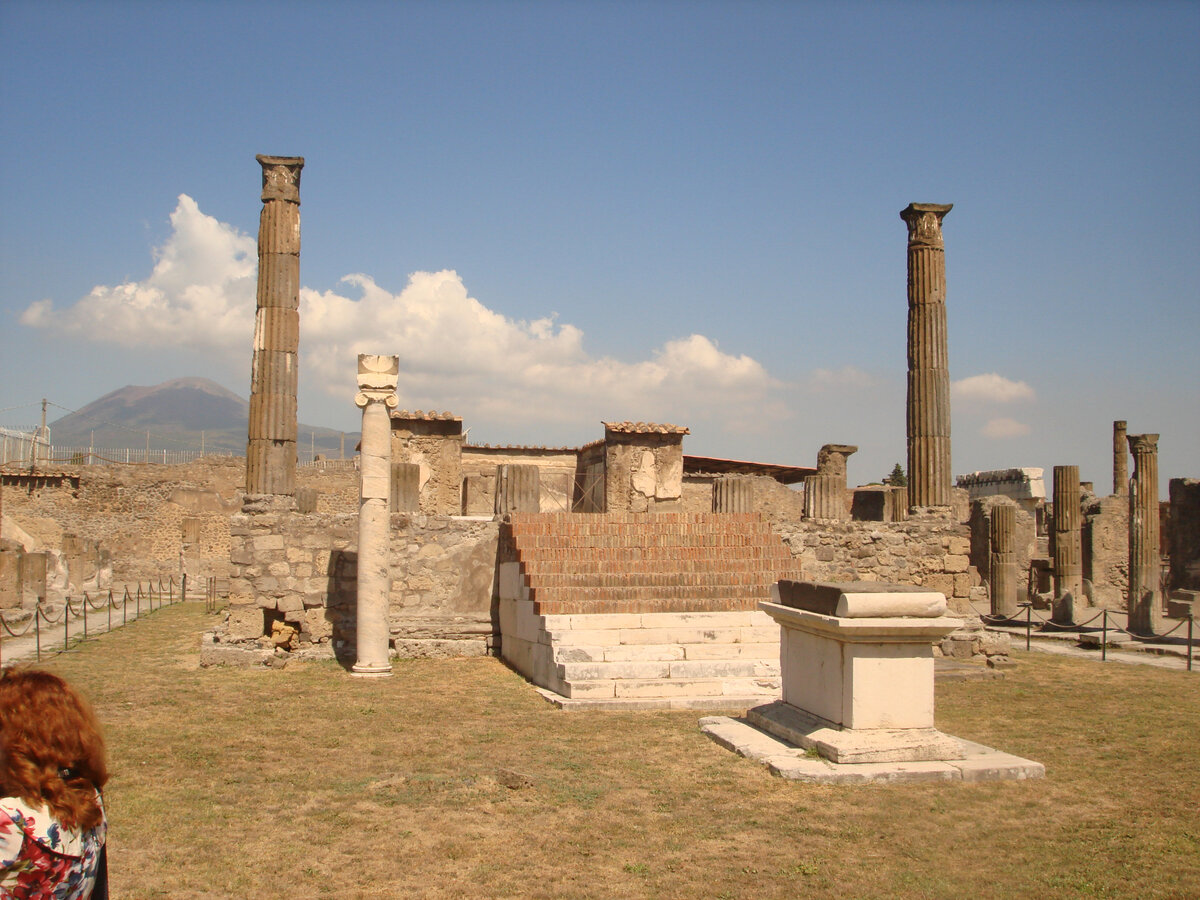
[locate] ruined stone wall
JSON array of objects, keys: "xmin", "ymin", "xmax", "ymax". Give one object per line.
[
  {"xmin": 1168, "ymin": 478, "xmax": 1200, "ymax": 591},
  {"xmin": 1, "ymin": 459, "xmax": 243, "ymax": 581},
  {"xmin": 1083, "ymin": 494, "xmax": 1130, "ymax": 608},
  {"xmin": 390, "ymin": 420, "xmax": 463, "ymax": 516},
  {"xmin": 220, "ymin": 507, "xmax": 497, "ymax": 657},
  {"xmin": 461, "ymin": 448, "xmax": 577, "ymax": 515},
  {"xmin": 388, "ymin": 515, "xmax": 499, "ymax": 655},
  {"xmin": 1, "ymin": 458, "xmax": 358, "ymax": 586},
  {"xmin": 680, "ymin": 475, "xmax": 807, "ymax": 523},
  {"xmin": 775, "ymin": 514, "xmax": 977, "ymax": 612},
  {"xmin": 604, "ymin": 432, "xmax": 684, "ymax": 513}
]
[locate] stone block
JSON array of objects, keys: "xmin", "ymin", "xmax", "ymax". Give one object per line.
[
  {"xmin": 602, "ymin": 644, "xmax": 685, "ymax": 662},
  {"xmin": 559, "ymin": 661, "xmax": 671, "ymax": 681},
  {"xmin": 613, "ymin": 678, "xmax": 724, "ymax": 698},
  {"xmin": 224, "ymin": 605, "xmax": 264, "ymax": 641},
  {"xmin": 683, "ymin": 642, "xmax": 778, "ymax": 660},
  {"xmin": 942, "ymin": 554, "xmax": 969, "ymax": 573}
]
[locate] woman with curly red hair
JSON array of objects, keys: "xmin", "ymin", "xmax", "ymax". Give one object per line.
[{"xmin": 0, "ymin": 669, "xmax": 108, "ymax": 899}]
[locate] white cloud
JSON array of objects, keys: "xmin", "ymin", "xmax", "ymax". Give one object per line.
[
  {"xmin": 21, "ymin": 195, "xmax": 256, "ymax": 351},
  {"xmin": 20, "ymin": 195, "xmax": 785, "ymax": 435},
  {"xmin": 302, "ymin": 273, "xmax": 779, "ymax": 428},
  {"xmin": 981, "ymin": 417, "xmax": 1031, "ymax": 438},
  {"xmin": 952, "ymin": 373, "xmax": 1036, "ymax": 404}
]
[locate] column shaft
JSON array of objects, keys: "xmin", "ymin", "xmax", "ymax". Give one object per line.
[
  {"xmin": 713, "ymin": 477, "xmax": 754, "ymax": 513},
  {"xmin": 1051, "ymin": 465, "xmax": 1083, "ymax": 624},
  {"xmin": 247, "ymin": 154, "xmax": 304, "ymax": 496},
  {"xmin": 1112, "ymin": 420, "xmax": 1128, "ymax": 496},
  {"xmin": 901, "ymin": 203, "xmax": 953, "ymax": 509},
  {"xmin": 1127, "ymin": 434, "xmax": 1161, "ymax": 635},
  {"xmin": 989, "ymin": 503, "xmax": 1019, "ymax": 618},
  {"xmin": 353, "ymin": 355, "xmax": 399, "ymax": 677}
]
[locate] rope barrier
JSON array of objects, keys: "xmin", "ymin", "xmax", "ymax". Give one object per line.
[
  {"xmin": 986, "ymin": 597, "xmax": 1197, "ymax": 671},
  {"xmin": 0, "ymin": 575, "xmax": 195, "ymax": 667}
]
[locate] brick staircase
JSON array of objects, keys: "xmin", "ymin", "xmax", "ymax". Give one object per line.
[{"xmin": 498, "ymin": 512, "xmax": 802, "ymax": 708}]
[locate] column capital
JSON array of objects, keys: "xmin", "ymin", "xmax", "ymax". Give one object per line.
[
  {"xmin": 1127, "ymin": 433, "xmax": 1159, "ymax": 455},
  {"xmin": 355, "ymin": 354, "xmax": 400, "ymax": 408},
  {"xmin": 900, "ymin": 203, "xmax": 953, "ymax": 248},
  {"xmin": 257, "ymin": 155, "xmax": 305, "ymax": 203}
]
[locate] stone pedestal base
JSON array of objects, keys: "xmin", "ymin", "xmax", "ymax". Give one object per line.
[
  {"xmin": 698, "ymin": 580, "xmax": 1045, "ymax": 783},
  {"xmin": 745, "ymin": 700, "xmax": 965, "ymax": 764}
]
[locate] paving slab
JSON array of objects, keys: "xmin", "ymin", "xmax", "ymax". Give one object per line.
[{"xmin": 698, "ymin": 715, "xmax": 1045, "ymax": 785}]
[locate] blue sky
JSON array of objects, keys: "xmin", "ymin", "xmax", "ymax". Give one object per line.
[{"xmin": 1, "ymin": 0, "xmax": 1197, "ymax": 492}]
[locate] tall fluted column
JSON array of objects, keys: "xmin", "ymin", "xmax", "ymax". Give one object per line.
[
  {"xmin": 246, "ymin": 154, "xmax": 304, "ymax": 496},
  {"xmin": 989, "ymin": 503, "xmax": 1019, "ymax": 619},
  {"xmin": 1112, "ymin": 420, "xmax": 1128, "ymax": 496},
  {"xmin": 1126, "ymin": 434, "xmax": 1161, "ymax": 635},
  {"xmin": 1051, "ymin": 465, "xmax": 1083, "ymax": 624},
  {"xmin": 901, "ymin": 203, "xmax": 953, "ymax": 509},
  {"xmin": 353, "ymin": 355, "xmax": 399, "ymax": 677}
]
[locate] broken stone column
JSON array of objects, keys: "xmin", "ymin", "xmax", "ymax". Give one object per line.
[
  {"xmin": 353, "ymin": 354, "xmax": 399, "ymax": 677},
  {"xmin": 989, "ymin": 502, "xmax": 1020, "ymax": 619},
  {"xmin": 803, "ymin": 475, "xmax": 842, "ymax": 520},
  {"xmin": 887, "ymin": 487, "xmax": 909, "ymax": 523},
  {"xmin": 246, "ymin": 154, "xmax": 304, "ymax": 497},
  {"xmin": 901, "ymin": 203, "xmax": 953, "ymax": 510},
  {"xmin": 1126, "ymin": 434, "xmax": 1161, "ymax": 635},
  {"xmin": 1112, "ymin": 420, "xmax": 1128, "ymax": 496},
  {"xmin": 1051, "ymin": 465, "xmax": 1083, "ymax": 624},
  {"xmin": 804, "ymin": 444, "xmax": 857, "ymax": 520},
  {"xmin": 494, "ymin": 464, "xmax": 540, "ymax": 515},
  {"xmin": 713, "ymin": 476, "xmax": 753, "ymax": 513}
]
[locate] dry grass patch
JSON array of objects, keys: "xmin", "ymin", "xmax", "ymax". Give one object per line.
[{"xmin": 32, "ymin": 603, "xmax": 1200, "ymax": 899}]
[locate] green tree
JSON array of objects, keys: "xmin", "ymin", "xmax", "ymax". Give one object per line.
[{"xmin": 885, "ymin": 463, "xmax": 907, "ymax": 487}]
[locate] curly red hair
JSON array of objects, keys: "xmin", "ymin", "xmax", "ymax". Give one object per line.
[{"xmin": 0, "ymin": 669, "xmax": 108, "ymax": 830}]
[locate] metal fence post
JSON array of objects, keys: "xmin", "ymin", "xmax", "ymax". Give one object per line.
[
  {"xmin": 1102, "ymin": 609, "xmax": 1107, "ymax": 663},
  {"xmin": 64, "ymin": 601, "xmax": 70, "ymax": 652},
  {"xmin": 1189, "ymin": 614, "xmax": 1194, "ymax": 673},
  {"xmin": 83, "ymin": 594, "xmax": 88, "ymax": 639},
  {"xmin": 1026, "ymin": 603, "xmax": 1032, "ymax": 652},
  {"xmin": 35, "ymin": 609, "xmax": 41, "ymax": 662}
]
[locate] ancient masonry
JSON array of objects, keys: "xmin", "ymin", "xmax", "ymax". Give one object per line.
[
  {"xmin": 1126, "ymin": 434, "xmax": 1160, "ymax": 635},
  {"xmin": 803, "ymin": 444, "xmax": 857, "ymax": 521},
  {"xmin": 989, "ymin": 502, "xmax": 1019, "ymax": 619},
  {"xmin": 353, "ymin": 355, "xmax": 399, "ymax": 677},
  {"xmin": 1112, "ymin": 420, "xmax": 1127, "ymax": 496},
  {"xmin": 1051, "ymin": 465, "xmax": 1083, "ymax": 625},
  {"xmin": 901, "ymin": 203, "xmax": 953, "ymax": 510},
  {"xmin": 246, "ymin": 155, "xmax": 304, "ymax": 498}
]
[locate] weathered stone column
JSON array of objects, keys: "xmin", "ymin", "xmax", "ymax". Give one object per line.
[
  {"xmin": 803, "ymin": 475, "xmax": 842, "ymax": 520},
  {"xmin": 1051, "ymin": 465, "xmax": 1083, "ymax": 624},
  {"xmin": 246, "ymin": 155, "xmax": 305, "ymax": 497},
  {"xmin": 713, "ymin": 476, "xmax": 754, "ymax": 513},
  {"xmin": 1127, "ymin": 434, "xmax": 1161, "ymax": 635},
  {"xmin": 887, "ymin": 486, "xmax": 909, "ymax": 523},
  {"xmin": 901, "ymin": 203, "xmax": 953, "ymax": 509},
  {"xmin": 353, "ymin": 354, "xmax": 399, "ymax": 677},
  {"xmin": 1112, "ymin": 420, "xmax": 1128, "ymax": 496},
  {"xmin": 804, "ymin": 443, "xmax": 857, "ymax": 520},
  {"xmin": 989, "ymin": 503, "xmax": 1019, "ymax": 619}
]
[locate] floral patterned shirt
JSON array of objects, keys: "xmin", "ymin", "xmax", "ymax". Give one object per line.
[{"xmin": 0, "ymin": 794, "xmax": 105, "ymax": 900}]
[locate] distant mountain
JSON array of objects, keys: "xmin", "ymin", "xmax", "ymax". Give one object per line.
[{"xmin": 48, "ymin": 377, "xmax": 358, "ymax": 458}]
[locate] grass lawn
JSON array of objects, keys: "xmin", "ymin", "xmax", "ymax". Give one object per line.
[{"xmin": 28, "ymin": 602, "xmax": 1200, "ymax": 899}]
